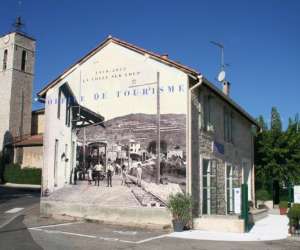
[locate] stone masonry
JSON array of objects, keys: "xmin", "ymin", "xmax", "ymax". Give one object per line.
[
  {"xmin": 0, "ymin": 32, "xmax": 35, "ymax": 149},
  {"xmin": 191, "ymin": 83, "xmax": 254, "ymax": 217}
]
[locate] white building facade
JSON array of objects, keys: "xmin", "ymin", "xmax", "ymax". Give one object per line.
[{"xmin": 38, "ymin": 36, "xmax": 259, "ymax": 231}]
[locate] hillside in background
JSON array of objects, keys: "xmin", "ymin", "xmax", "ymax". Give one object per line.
[{"xmin": 78, "ymin": 113, "xmax": 186, "ymax": 152}]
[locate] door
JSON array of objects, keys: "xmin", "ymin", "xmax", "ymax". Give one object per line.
[
  {"xmin": 64, "ymin": 144, "xmax": 68, "ymax": 183},
  {"xmin": 54, "ymin": 139, "xmax": 59, "ymax": 187},
  {"xmin": 226, "ymin": 164, "xmax": 239, "ymax": 214},
  {"xmin": 202, "ymin": 159, "xmax": 217, "ymax": 215}
]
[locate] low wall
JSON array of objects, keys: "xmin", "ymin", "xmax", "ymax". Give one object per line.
[
  {"xmin": 193, "ymin": 216, "xmax": 245, "ymax": 233},
  {"xmin": 40, "ymin": 199, "xmax": 172, "ymax": 228}
]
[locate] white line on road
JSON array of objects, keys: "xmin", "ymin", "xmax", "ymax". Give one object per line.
[
  {"xmin": 29, "ymin": 227, "xmax": 169, "ymax": 244},
  {"xmin": 30, "ymin": 228, "xmax": 97, "ymax": 239},
  {"xmin": 28, "ymin": 221, "xmax": 83, "ymax": 230},
  {"xmin": 5, "ymin": 207, "xmax": 24, "ymax": 214},
  {"xmin": 135, "ymin": 234, "xmax": 170, "ymax": 244}
]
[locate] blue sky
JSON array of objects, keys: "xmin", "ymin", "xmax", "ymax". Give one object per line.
[{"xmin": 1, "ymin": 0, "xmax": 299, "ymax": 127}]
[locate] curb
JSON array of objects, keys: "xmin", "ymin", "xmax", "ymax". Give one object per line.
[{"xmin": 0, "ymin": 183, "xmax": 41, "ymax": 190}]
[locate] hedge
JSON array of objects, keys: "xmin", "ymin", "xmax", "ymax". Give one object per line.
[{"xmin": 4, "ymin": 163, "xmax": 41, "ymax": 185}]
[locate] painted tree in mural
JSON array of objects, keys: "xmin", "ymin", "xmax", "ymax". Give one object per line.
[{"xmin": 255, "ymin": 107, "xmax": 300, "ymax": 194}]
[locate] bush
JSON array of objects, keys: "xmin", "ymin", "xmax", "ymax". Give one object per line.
[
  {"xmin": 279, "ymin": 201, "xmax": 289, "ymax": 209},
  {"xmin": 167, "ymin": 192, "xmax": 193, "ymax": 223},
  {"xmin": 256, "ymin": 189, "xmax": 271, "ymax": 201},
  {"xmin": 287, "ymin": 204, "xmax": 300, "ymax": 229},
  {"xmin": 4, "ymin": 163, "xmax": 41, "ymax": 185}
]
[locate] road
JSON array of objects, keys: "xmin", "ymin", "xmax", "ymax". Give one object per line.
[{"xmin": 1, "ymin": 186, "xmax": 300, "ymax": 249}]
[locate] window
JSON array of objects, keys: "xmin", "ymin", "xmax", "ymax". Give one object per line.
[
  {"xmin": 203, "ymin": 95, "xmax": 213, "ymax": 130},
  {"xmin": 224, "ymin": 108, "xmax": 234, "ymax": 143},
  {"xmin": 202, "ymin": 159, "xmax": 217, "ymax": 215},
  {"xmin": 21, "ymin": 50, "xmax": 27, "ymax": 71},
  {"xmin": 65, "ymin": 97, "xmax": 71, "ymax": 127},
  {"xmin": 57, "ymin": 88, "xmax": 62, "ymax": 119},
  {"xmin": 3, "ymin": 49, "xmax": 8, "ymax": 70}
]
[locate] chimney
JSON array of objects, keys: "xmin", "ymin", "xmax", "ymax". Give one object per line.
[
  {"xmin": 222, "ymin": 81, "xmax": 230, "ymax": 96},
  {"xmin": 161, "ymin": 54, "xmax": 168, "ymax": 59}
]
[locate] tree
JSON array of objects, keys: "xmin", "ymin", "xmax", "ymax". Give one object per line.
[
  {"xmin": 255, "ymin": 109, "xmax": 300, "ymax": 193},
  {"xmin": 257, "ymin": 115, "xmax": 268, "ymax": 131},
  {"xmin": 271, "ymin": 107, "xmax": 282, "ymax": 135}
]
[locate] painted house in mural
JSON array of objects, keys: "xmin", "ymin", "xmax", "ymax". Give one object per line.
[{"xmin": 37, "ymin": 36, "xmax": 259, "ymax": 232}]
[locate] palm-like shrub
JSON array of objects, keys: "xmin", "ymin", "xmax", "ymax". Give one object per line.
[{"xmin": 167, "ymin": 192, "xmax": 193, "ymax": 223}]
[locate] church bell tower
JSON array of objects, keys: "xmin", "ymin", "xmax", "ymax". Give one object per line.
[{"xmin": 0, "ymin": 17, "xmax": 35, "ymax": 149}]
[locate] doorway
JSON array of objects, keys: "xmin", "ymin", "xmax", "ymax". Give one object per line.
[{"xmin": 202, "ymin": 158, "xmax": 217, "ymax": 215}]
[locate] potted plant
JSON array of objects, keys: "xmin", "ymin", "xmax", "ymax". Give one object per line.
[
  {"xmin": 167, "ymin": 192, "xmax": 193, "ymax": 232},
  {"xmin": 287, "ymin": 204, "xmax": 300, "ymax": 234},
  {"xmin": 279, "ymin": 201, "xmax": 289, "ymax": 215}
]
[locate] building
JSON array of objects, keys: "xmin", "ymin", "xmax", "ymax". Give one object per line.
[
  {"xmin": 13, "ymin": 108, "xmax": 44, "ymax": 169},
  {"xmin": 0, "ymin": 31, "xmax": 35, "ymax": 151},
  {"xmin": 0, "ymin": 27, "xmax": 39, "ymax": 177},
  {"xmin": 0, "ymin": 26, "xmax": 44, "ymax": 170},
  {"xmin": 37, "ymin": 36, "xmax": 259, "ymax": 231}
]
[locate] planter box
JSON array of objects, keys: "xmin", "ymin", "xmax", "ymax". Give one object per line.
[{"xmin": 279, "ymin": 207, "xmax": 288, "ymax": 215}]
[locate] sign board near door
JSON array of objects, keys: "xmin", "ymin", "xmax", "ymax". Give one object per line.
[
  {"xmin": 294, "ymin": 185, "xmax": 300, "ymax": 204},
  {"xmin": 234, "ymin": 188, "xmax": 241, "ymax": 214}
]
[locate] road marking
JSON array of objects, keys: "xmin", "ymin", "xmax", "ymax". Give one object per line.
[
  {"xmin": 28, "ymin": 221, "xmax": 82, "ymax": 230},
  {"xmin": 135, "ymin": 234, "xmax": 170, "ymax": 244},
  {"xmin": 29, "ymin": 227, "xmax": 169, "ymax": 244},
  {"xmin": 0, "ymin": 214, "xmax": 21, "ymax": 229},
  {"xmin": 113, "ymin": 230, "xmax": 137, "ymax": 235},
  {"xmin": 5, "ymin": 207, "xmax": 24, "ymax": 214},
  {"xmin": 30, "ymin": 228, "xmax": 97, "ymax": 239}
]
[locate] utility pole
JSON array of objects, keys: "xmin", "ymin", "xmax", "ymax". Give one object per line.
[{"xmin": 156, "ymin": 72, "xmax": 161, "ymax": 184}]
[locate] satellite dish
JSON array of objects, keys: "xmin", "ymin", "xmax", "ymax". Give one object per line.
[{"xmin": 217, "ymin": 70, "xmax": 226, "ymax": 82}]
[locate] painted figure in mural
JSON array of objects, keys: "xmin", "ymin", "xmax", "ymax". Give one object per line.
[
  {"xmin": 74, "ymin": 161, "xmax": 79, "ymax": 185},
  {"xmin": 137, "ymin": 163, "xmax": 142, "ymax": 187},
  {"xmin": 94, "ymin": 163, "xmax": 103, "ymax": 186},
  {"xmin": 121, "ymin": 164, "xmax": 127, "ymax": 185},
  {"xmin": 87, "ymin": 165, "xmax": 93, "ymax": 185},
  {"xmin": 114, "ymin": 162, "xmax": 120, "ymax": 175},
  {"xmin": 106, "ymin": 159, "xmax": 114, "ymax": 187}
]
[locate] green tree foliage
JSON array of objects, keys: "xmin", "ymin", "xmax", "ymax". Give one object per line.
[
  {"xmin": 271, "ymin": 107, "xmax": 282, "ymax": 135},
  {"xmin": 255, "ymin": 108, "xmax": 300, "ymax": 192}
]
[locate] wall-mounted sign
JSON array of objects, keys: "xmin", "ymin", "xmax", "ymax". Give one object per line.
[
  {"xmin": 213, "ymin": 141, "xmax": 225, "ymax": 155},
  {"xmin": 234, "ymin": 188, "xmax": 241, "ymax": 214},
  {"xmin": 294, "ymin": 185, "xmax": 300, "ymax": 204}
]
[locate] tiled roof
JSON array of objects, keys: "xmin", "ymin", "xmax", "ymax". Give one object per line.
[{"xmin": 14, "ymin": 134, "xmax": 43, "ymax": 147}]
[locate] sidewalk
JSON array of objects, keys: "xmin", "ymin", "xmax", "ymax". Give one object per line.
[
  {"xmin": 169, "ymin": 214, "xmax": 289, "ymax": 241},
  {"xmin": 0, "ymin": 183, "xmax": 41, "ymax": 189}
]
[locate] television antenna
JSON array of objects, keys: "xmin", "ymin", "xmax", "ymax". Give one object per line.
[{"xmin": 210, "ymin": 41, "xmax": 228, "ymax": 83}]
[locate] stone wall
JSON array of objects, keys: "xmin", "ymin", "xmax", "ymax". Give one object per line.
[{"xmin": 191, "ymin": 83, "xmax": 254, "ymax": 217}]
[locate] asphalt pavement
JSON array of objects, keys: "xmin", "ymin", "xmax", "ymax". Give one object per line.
[{"xmin": 1, "ymin": 186, "xmax": 300, "ymax": 249}]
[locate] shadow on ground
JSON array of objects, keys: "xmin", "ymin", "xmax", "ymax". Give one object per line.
[{"xmin": 0, "ymin": 215, "xmax": 42, "ymax": 250}]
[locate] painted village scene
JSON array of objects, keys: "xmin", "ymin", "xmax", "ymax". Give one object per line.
[{"xmin": 75, "ymin": 113, "xmax": 186, "ymax": 207}]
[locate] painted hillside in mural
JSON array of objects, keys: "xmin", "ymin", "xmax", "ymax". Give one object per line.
[
  {"xmin": 78, "ymin": 113, "xmax": 186, "ymax": 150},
  {"xmin": 77, "ymin": 113, "xmax": 187, "ymax": 201}
]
